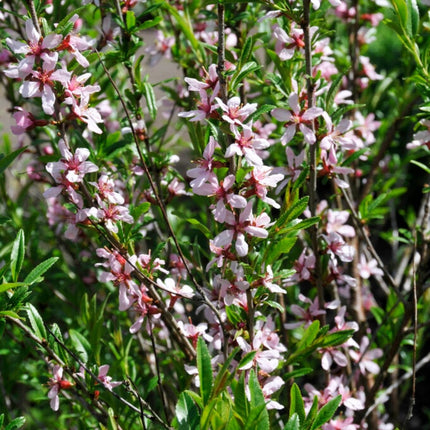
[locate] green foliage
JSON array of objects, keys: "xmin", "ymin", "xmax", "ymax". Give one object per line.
[{"xmin": 286, "ymin": 384, "xmax": 341, "ymax": 430}]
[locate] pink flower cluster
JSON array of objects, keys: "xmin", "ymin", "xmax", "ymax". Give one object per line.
[{"xmin": 4, "ymin": 17, "xmax": 103, "ymax": 134}]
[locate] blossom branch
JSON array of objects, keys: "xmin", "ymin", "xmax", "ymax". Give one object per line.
[{"xmin": 302, "ymin": 0, "xmax": 325, "ymax": 322}]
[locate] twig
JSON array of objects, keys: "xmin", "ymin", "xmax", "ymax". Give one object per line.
[
  {"xmin": 302, "ymin": 0, "xmax": 325, "ymax": 324},
  {"xmin": 96, "ymin": 51, "xmax": 226, "ymax": 345},
  {"xmin": 26, "ymin": 0, "xmax": 41, "ymax": 35},
  {"xmin": 365, "ymin": 352, "xmax": 430, "ymax": 419},
  {"xmin": 217, "ymin": 3, "xmax": 227, "ymax": 103},
  {"xmin": 340, "ymin": 186, "xmax": 405, "ymax": 304}
]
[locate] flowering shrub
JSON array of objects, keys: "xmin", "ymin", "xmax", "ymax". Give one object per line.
[{"xmin": 1, "ymin": 0, "xmax": 430, "ymax": 429}]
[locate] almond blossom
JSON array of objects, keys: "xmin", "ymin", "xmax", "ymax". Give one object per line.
[
  {"xmin": 213, "ymin": 202, "xmax": 269, "ymax": 257},
  {"xmin": 272, "ymin": 93, "xmax": 324, "ymax": 145},
  {"xmin": 47, "ymin": 365, "xmax": 72, "ymax": 411},
  {"xmin": 5, "ymin": 19, "xmax": 61, "ymax": 79},
  {"xmin": 214, "ymin": 96, "xmax": 257, "ymax": 126}
]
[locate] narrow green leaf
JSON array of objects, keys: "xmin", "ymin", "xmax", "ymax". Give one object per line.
[
  {"xmin": 266, "ymin": 237, "xmax": 297, "ymax": 265},
  {"xmin": 125, "ymin": 10, "xmax": 136, "ymax": 30},
  {"xmin": 406, "ymin": 0, "xmax": 419, "ymax": 37},
  {"xmin": 24, "ymin": 257, "xmax": 59, "ymax": 284},
  {"xmin": 69, "ymin": 329, "xmax": 90, "ymax": 363},
  {"xmin": 26, "ymin": 303, "xmax": 47, "ymax": 339},
  {"xmin": 4, "ymin": 416, "xmax": 26, "ymax": 430},
  {"xmin": 186, "ymin": 218, "xmax": 211, "ymax": 238},
  {"xmin": 0, "ymin": 147, "xmax": 27, "ymax": 175},
  {"xmin": 310, "ymin": 395, "xmax": 342, "ymax": 430},
  {"xmin": 284, "ymin": 413, "xmax": 300, "ymax": 430},
  {"xmin": 176, "ymin": 391, "xmax": 201, "ymax": 430},
  {"xmin": 289, "ymin": 383, "xmax": 306, "ymax": 424},
  {"xmin": 0, "ymin": 282, "xmax": 28, "ymax": 294},
  {"xmin": 276, "ymin": 196, "xmax": 309, "ymax": 230},
  {"xmin": 296, "ymin": 320, "xmax": 320, "ymax": 351},
  {"xmin": 10, "ymin": 229, "xmax": 25, "ymax": 282},
  {"xmin": 234, "ymin": 372, "xmax": 249, "ymax": 421},
  {"xmin": 318, "ymin": 329, "xmax": 355, "ymax": 348},
  {"xmin": 231, "ymin": 61, "xmax": 260, "ymax": 90},
  {"xmin": 247, "ymin": 369, "xmax": 269, "ymax": 430},
  {"xmin": 245, "ymin": 104, "xmax": 276, "ymax": 124},
  {"xmin": 197, "ymin": 337, "xmax": 213, "ymax": 406},
  {"xmin": 142, "ymin": 81, "xmax": 157, "ymax": 120},
  {"xmin": 238, "ymin": 351, "xmax": 257, "ymax": 370},
  {"xmin": 411, "ymin": 160, "xmax": 430, "ymax": 174},
  {"xmin": 239, "ymin": 36, "xmax": 254, "ymax": 67},
  {"xmin": 303, "ymin": 396, "xmax": 319, "ymax": 429}
]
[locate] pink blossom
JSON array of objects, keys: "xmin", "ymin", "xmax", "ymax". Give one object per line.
[
  {"xmin": 96, "ymin": 249, "xmax": 139, "ymax": 311},
  {"xmin": 214, "ymin": 96, "xmax": 257, "ymax": 126},
  {"xmin": 130, "ymin": 286, "xmax": 161, "ymax": 333},
  {"xmin": 226, "ymin": 124, "xmax": 270, "ymax": 166},
  {"xmin": 285, "ymin": 293, "xmax": 325, "ymax": 329},
  {"xmin": 177, "ymin": 320, "xmax": 213, "ymax": 348},
  {"xmin": 323, "ymin": 232, "xmax": 355, "ymax": 262},
  {"xmin": 358, "ymin": 255, "xmax": 383, "ymax": 279},
  {"xmin": 243, "ymin": 166, "xmax": 284, "ymax": 208},
  {"xmin": 178, "ymin": 90, "xmax": 218, "ymax": 122},
  {"xmin": 262, "ymin": 376, "xmax": 285, "ymax": 410},
  {"xmin": 187, "ymin": 136, "xmax": 221, "ymax": 188},
  {"xmin": 88, "ymin": 201, "xmax": 133, "ymax": 233},
  {"xmin": 47, "ymin": 365, "xmax": 72, "ymax": 411},
  {"xmin": 5, "ymin": 19, "xmax": 61, "ymax": 79},
  {"xmin": 66, "ymin": 93, "xmax": 104, "ymax": 134},
  {"xmin": 213, "ymin": 202, "xmax": 268, "ymax": 257},
  {"xmin": 272, "ymin": 93, "xmax": 324, "ymax": 145},
  {"xmin": 97, "ymin": 365, "xmax": 122, "ymax": 391},
  {"xmin": 326, "ymin": 209, "xmax": 355, "ymax": 238},
  {"xmin": 184, "ymin": 64, "xmax": 219, "ymax": 96},
  {"xmin": 19, "ymin": 61, "xmax": 70, "ymax": 115},
  {"xmin": 46, "ymin": 140, "xmax": 98, "ymax": 184},
  {"xmin": 91, "ymin": 174, "xmax": 124, "ymax": 205},
  {"xmin": 407, "ymin": 119, "xmax": 430, "ymax": 150},
  {"xmin": 11, "ymin": 108, "xmax": 48, "ymax": 135},
  {"xmin": 237, "ymin": 331, "xmax": 281, "ymax": 373},
  {"xmin": 193, "ymin": 174, "xmax": 247, "ymax": 223},
  {"xmin": 349, "ymin": 336, "xmax": 383, "ymax": 375}
]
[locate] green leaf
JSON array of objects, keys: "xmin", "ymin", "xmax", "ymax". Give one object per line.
[
  {"xmin": 266, "ymin": 237, "xmax": 297, "ymax": 265},
  {"xmin": 69, "ymin": 329, "xmax": 90, "ymax": 363},
  {"xmin": 24, "ymin": 257, "xmax": 59, "ymax": 284},
  {"xmin": 0, "ymin": 282, "xmax": 28, "ymax": 294},
  {"xmin": 246, "ymin": 369, "xmax": 269, "ymax": 430},
  {"xmin": 318, "ymin": 329, "xmax": 355, "ymax": 348},
  {"xmin": 406, "ymin": 0, "xmax": 419, "ymax": 37},
  {"xmin": 238, "ymin": 351, "xmax": 256, "ymax": 370},
  {"xmin": 239, "ymin": 36, "xmax": 254, "ymax": 67},
  {"xmin": 284, "ymin": 413, "xmax": 300, "ymax": 430},
  {"xmin": 5, "ymin": 416, "xmax": 26, "ymax": 430},
  {"xmin": 296, "ymin": 320, "xmax": 320, "ymax": 351},
  {"xmin": 245, "ymin": 104, "xmax": 276, "ymax": 124},
  {"xmin": 411, "ymin": 160, "xmax": 430, "ymax": 174},
  {"xmin": 186, "ymin": 218, "xmax": 211, "ymax": 238},
  {"xmin": 26, "ymin": 303, "xmax": 47, "ymax": 340},
  {"xmin": 276, "ymin": 196, "xmax": 309, "ymax": 230},
  {"xmin": 197, "ymin": 337, "xmax": 213, "ymax": 406},
  {"xmin": 0, "ymin": 147, "xmax": 27, "ymax": 175},
  {"xmin": 310, "ymin": 395, "xmax": 342, "ymax": 430},
  {"xmin": 231, "ymin": 61, "xmax": 260, "ymax": 90},
  {"xmin": 10, "ymin": 229, "xmax": 25, "ymax": 282},
  {"xmin": 125, "ymin": 10, "xmax": 136, "ymax": 30},
  {"xmin": 283, "ymin": 367, "xmax": 313, "ymax": 381},
  {"xmin": 176, "ymin": 391, "xmax": 201, "ymax": 430},
  {"xmin": 289, "ymin": 383, "xmax": 306, "ymax": 424},
  {"xmin": 142, "ymin": 81, "xmax": 157, "ymax": 120},
  {"xmin": 234, "ymin": 372, "xmax": 249, "ymax": 421}
]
